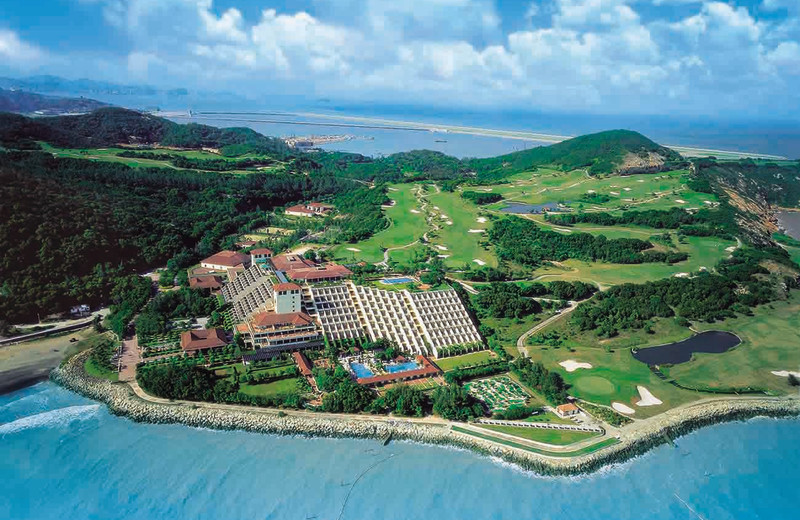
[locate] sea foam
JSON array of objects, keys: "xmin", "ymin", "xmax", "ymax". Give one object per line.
[{"xmin": 0, "ymin": 404, "xmax": 101, "ymax": 435}]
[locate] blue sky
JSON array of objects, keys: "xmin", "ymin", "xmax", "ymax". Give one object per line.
[{"xmin": 1, "ymin": 0, "xmax": 798, "ymax": 116}]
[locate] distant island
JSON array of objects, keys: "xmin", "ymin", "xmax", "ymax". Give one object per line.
[{"xmin": 1, "ymin": 107, "xmax": 799, "ymax": 473}]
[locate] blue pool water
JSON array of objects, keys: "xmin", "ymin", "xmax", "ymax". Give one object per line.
[
  {"xmin": 349, "ymin": 362, "xmax": 374, "ymax": 378},
  {"xmin": 385, "ymin": 361, "xmax": 421, "ymax": 373},
  {"xmin": 381, "ymin": 277, "xmax": 414, "ymax": 284},
  {"xmin": 3, "ymin": 382, "xmax": 800, "ymax": 519}
]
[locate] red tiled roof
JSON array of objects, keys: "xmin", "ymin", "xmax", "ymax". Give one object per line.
[
  {"xmin": 189, "ymin": 276, "xmax": 223, "ymax": 290},
  {"xmin": 285, "ymin": 204, "xmax": 315, "ymax": 215},
  {"xmin": 250, "ymin": 248, "xmax": 273, "ymax": 256},
  {"xmin": 273, "ymin": 282, "xmax": 301, "ymax": 292},
  {"xmin": 293, "ymin": 352, "xmax": 314, "ymax": 377},
  {"xmin": 355, "ymin": 356, "xmax": 440, "ymax": 386},
  {"xmin": 201, "ymin": 250, "xmax": 249, "ymax": 268},
  {"xmin": 180, "ymin": 328, "xmax": 227, "ymax": 352},
  {"xmin": 289, "ymin": 263, "xmax": 352, "ymax": 281},
  {"xmin": 270, "ymin": 254, "xmax": 315, "ymax": 272},
  {"xmin": 252, "ymin": 311, "xmax": 314, "ymax": 329},
  {"xmin": 236, "ymin": 240, "xmax": 257, "ymax": 248},
  {"xmin": 306, "ymin": 202, "xmax": 332, "ymax": 209},
  {"xmin": 557, "ymin": 403, "xmax": 579, "ymax": 413}
]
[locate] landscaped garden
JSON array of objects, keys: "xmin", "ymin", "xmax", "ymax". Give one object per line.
[{"xmin": 465, "ymin": 376, "xmax": 530, "ymax": 412}]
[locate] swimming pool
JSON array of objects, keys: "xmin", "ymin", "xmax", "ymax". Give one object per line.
[
  {"xmin": 349, "ymin": 362, "xmax": 375, "ymax": 378},
  {"xmin": 385, "ymin": 361, "xmax": 421, "ymax": 373},
  {"xmin": 380, "ymin": 277, "xmax": 414, "ymax": 285}
]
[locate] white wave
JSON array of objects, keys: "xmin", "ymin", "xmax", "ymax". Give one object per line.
[{"xmin": 0, "ymin": 404, "xmax": 101, "ymax": 435}]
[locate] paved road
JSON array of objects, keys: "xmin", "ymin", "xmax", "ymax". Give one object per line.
[{"xmin": 516, "ymin": 301, "xmax": 579, "ymax": 356}]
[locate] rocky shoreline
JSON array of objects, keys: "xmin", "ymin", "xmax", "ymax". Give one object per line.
[{"xmin": 52, "ymin": 351, "xmax": 800, "ymax": 476}]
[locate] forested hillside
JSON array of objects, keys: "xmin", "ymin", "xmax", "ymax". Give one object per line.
[
  {"xmin": 0, "ymin": 88, "xmax": 108, "ymax": 115},
  {"xmin": 0, "ymin": 152, "xmax": 369, "ymax": 322},
  {"xmin": 0, "ymin": 108, "xmax": 291, "ymax": 156},
  {"xmin": 467, "ymin": 130, "xmax": 685, "ymax": 180}
]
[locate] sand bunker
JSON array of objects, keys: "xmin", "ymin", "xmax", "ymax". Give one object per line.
[
  {"xmin": 609, "ymin": 191, "xmax": 620, "ymax": 196},
  {"xmin": 434, "ymin": 206, "xmax": 440, "ymax": 210},
  {"xmin": 473, "ymin": 259, "xmax": 486, "ymax": 266},
  {"xmin": 612, "ymin": 402, "xmax": 635, "ymax": 414},
  {"xmin": 345, "ymin": 247, "xmax": 361, "ymax": 252},
  {"xmin": 623, "ymin": 187, "xmax": 632, "ymax": 192},
  {"xmin": 559, "ymin": 360, "xmax": 592, "ymax": 372},
  {"xmin": 635, "ymin": 386, "xmax": 663, "ymax": 407},
  {"xmin": 674, "ymin": 272, "xmax": 689, "ymax": 278},
  {"xmin": 637, "ymin": 179, "xmax": 645, "ymax": 183},
  {"xmin": 435, "ymin": 245, "xmax": 448, "ymax": 251},
  {"xmin": 410, "ymin": 209, "xmax": 421, "ymax": 214},
  {"xmin": 477, "ymin": 217, "xmax": 488, "ymax": 223},
  {"xmin": 468, "ymin": 229, "xmax": 485, "ymax": 233},
  {"xmin": 771, "ymin": 370, "xmax": 800, "ymax": 378},
  {"xmin": 587, "ymin": 190, "xmax": 596, "ymax": 194},
  {"xmin": 725, "ymin": 246, "xmax": 736, "ymax": 253},
  {"xmin": 446, "ymin": 221, "xmax": 453, "ymax": 225},
  {"xmin": 675, "ymin": 199, "xmax": 686, "ymax": 204},
  {"xmin": 437, "ymin": 254, "xmax": 450, "ymax": 259}
]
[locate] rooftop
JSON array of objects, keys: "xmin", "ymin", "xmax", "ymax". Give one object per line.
[
  {"xmin": 201, "ymin": 250, "xmax": 249, "ymax": 268},
  {"xmin": 273, "ymin": 282, "xmax": 302, "ymax": 292},
  {"xmin": 252, "ymin": 311, "xmax": 314, "ymax": 329},
  {"xmin": 189, "ymin": 276, "xmax": 223, "ymax": 290},
  {"xmin": 180, "ymin": 328, "xmax": 227, "ymax": 352}
]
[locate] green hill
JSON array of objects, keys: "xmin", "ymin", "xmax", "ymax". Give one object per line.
[
  {"xmin": 0, "ymin": 88, "xmax": 108, "ymax": 115},
  {"xmin": 0, "ymin": 107, "xmax": 291, "ymax": 156},
  {"xmin": 469, "ymin": 129, "xmax": 684, "ymax": 179}
]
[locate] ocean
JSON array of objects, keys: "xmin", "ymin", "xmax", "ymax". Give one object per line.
[{"xmin": 2, "ymin": 382, "xmax": 799, "ymax": 520}]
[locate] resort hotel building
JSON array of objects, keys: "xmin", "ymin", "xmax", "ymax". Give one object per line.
[{"xmin": 218, "ymin": 252, "xmax": 482, "ymax": 358}]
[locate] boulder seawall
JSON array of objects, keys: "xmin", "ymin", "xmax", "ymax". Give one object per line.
[{"xmin": 52, "ymin": 351, "xmax": 800, "ymax": 476}]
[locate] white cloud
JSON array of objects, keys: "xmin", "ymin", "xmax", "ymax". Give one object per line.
[
  {"xmin": 0, "ymin": 29, "xmax": 44, "ymax": 65},
  {"xmin": 24, "ymin": 0, "xmax": 799, "ymax": 115}
]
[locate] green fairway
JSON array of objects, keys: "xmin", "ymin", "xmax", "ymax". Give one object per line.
[
  {"xmin": 476, "ymin": 424, "xmax": 599, "ymax": 445},
  {"xmin": 484, "ymin": 168, "xmax": 714, "ymax": 213},
  {"xmin": 38, "ymin": 143, "xmax": 285, "ymax": 174},
  {"xmin": 330, "ymin": 183, "xmax": 426, "ymax": 264},
  {"xmin": 425, "ymin": 188, "xmax": 497, "ymax": 268},
  {"xmin": 665, "ymin": 295, "xmax": 800, "ymax": 394},
  {"xmin": 573, "ymin": 376, "xmax": 616, "ymax": 396}
]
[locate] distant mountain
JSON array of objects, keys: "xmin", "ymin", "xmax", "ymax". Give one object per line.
[
  {"xmin": 0, "ymin": 75, "xmax": 164, "ymax": 97},
  {"xmin": 470, "ymin": 129, "xmax": 685, "ymax": 178},
  {"xmin": 0, "ymin": 107, "xmax": 291, "ymax": 156},
  {"xmin": 0, "ymin": 88, "xmax": 109, "ymax": 115}
]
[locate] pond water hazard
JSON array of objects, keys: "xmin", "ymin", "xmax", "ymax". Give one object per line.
[
  {"xmin": 500, "ymin": 202, "xmax": 564, "ymax": 214},
  {"xmin": 632, "ymin": 331, "xmax": 741, "ymax": 365}
]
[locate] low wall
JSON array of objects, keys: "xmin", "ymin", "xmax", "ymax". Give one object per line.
[
  {"xmin": 52, "ymin": 350, "xmax": 800, "ymax": 476},
  {"xmin": 477, "ymin": 418, "xmax": 603, "ymax": 433}
]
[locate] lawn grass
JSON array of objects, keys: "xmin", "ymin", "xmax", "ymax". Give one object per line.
[
  {"xmin": 451, "ymin": 426, "xmax": 619, "ymax": 457},
  {"xmin": 239, "ymin": 377, "xmax": 301, "ymax": 397},
  {"xmin": 524, "ymin": 318, "xmax": 699, "ymax": 417},
  {"xmin": 665, "ymin": 295, "xmax": 800, "ymax": 394},
  {"xmin": 433, "ymin": 351, "xmax": 496, "ymax": 371},
  {"xmin": 84, "ymin": 356, "xmax": 119, "ymax": 382},
  {"xmin": 330, "ymin": 183, "xmax": 426, "ymax": 264},
  {"xmin": 425, "ymin": 188, "xmax": 497, "ymax": 268},
  {"xmin": 476, "ymin": 424, "xmax": 599, "ymax": 445},
  {"xmin": 485, "ymin": 168, "xmax": 713, "ymax": 213},
  {"xmin": 39, "ymin": 143, "xmax": 284, "ymax": 174}
]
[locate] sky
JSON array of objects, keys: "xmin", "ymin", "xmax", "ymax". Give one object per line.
[{"xmin": 0, "ymin": 0, "xmax": 799, "ymax": 117}]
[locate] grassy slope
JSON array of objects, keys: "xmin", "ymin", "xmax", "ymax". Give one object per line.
[
  {"xmin": 433, "ymin": 351, "xmax": 496, "ymax": 371},
  {"xmin": 476, "ymin": 424, "xmax": 599, "ymax": 445},
  {"xmin": 330, "ymin": 183, "xmax": 426, "ymax": 264},
  {"xmin": 39, "ymin": 143, "xmax": 285, "ymax": 175},
  {"xmin": 665, "ymin": 295, "xmax": 800, "ymax": 393},
  {"xmin": 425, "ymin": 188, "xmax": 497, "ymax": 268}
]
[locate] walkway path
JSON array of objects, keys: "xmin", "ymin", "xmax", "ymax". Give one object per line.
[
  {"xmin": 118, "ymin": 334, "xmax": 140, "ymax": 382},
  {"xmin": 516, "ymin": 301, "xmax": 579, "ymax": 355}
]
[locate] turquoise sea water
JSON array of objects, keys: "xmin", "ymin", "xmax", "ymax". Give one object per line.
[{"xmin": 2, "ymin": 382, "xmax": 799, "ymax": 520}]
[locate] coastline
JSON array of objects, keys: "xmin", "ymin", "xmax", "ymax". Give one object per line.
[{"xmin": 51, "ymin": 351, "xmax": 800, "ymax": 476}]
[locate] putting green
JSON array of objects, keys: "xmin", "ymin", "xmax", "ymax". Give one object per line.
[{"xmin": 573, "ymin": 376, "xmax": 616, "ymax": 396}]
